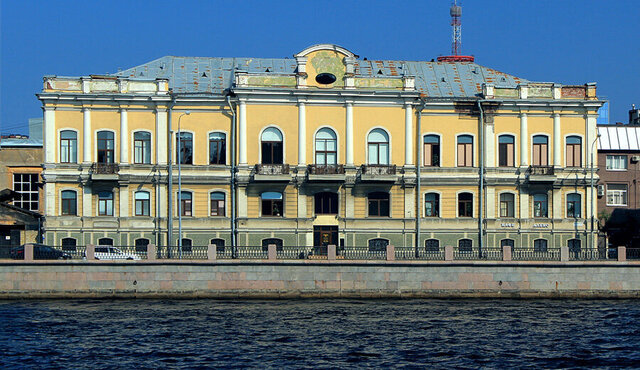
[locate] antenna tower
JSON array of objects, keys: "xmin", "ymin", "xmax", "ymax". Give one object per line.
[{"xmin": 437, "ymin": 0, "xmax": 474, "ymax": 62}]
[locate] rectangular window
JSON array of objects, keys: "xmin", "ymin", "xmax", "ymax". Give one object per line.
[
  {"xmin": 566, "ymin": 143, "xmax": 582, "ymax": 167},
  {"xmin": 134, "ymin": 132, "xmax": 151, "ymax": 164},
  {"xmin": 457, "ymin": 137, "xmax": 473, "ymax": 167},
  {"xmin": 424, "ymin": 142, "xmax": 440, "ymax": 166},
  {"xmin": 606, "ymin": 184, "xmax": 628, "ymax": 206},
  {"xmin": 606, "ymin": 155, "xmax": 627, "ymax": 170},
  {"xmin": 499, "ymin": 194, "xmax": 515, "ymax": 218},
  {"xmin": 262, "ymin": 199, "xmax": 283, "ymax": 216},
  {"xmin": 209, "ymin": 135, "xmax": 226, "ymax": 165},
  {"xmin": 13, "ymin": 174, "xmax": 39, "ymax": 211},
  {"xmin": 498, "ymin": 141, "xmax": 514, "ymax": 167},
  {"xmin": 210, "ymin": 196, "xmax": 225, "ymax": 216},
  {"xmin": 532, "ymin": 138, "xmax": 549, "ymax": 166},
  {"xmin": 181, "ymin": 199, "xmax": 192, "ymax": 216},
  {"xmin": 98, "ymin": 192, "xmax": 114, "ymax": 216},
  {"xmin": 60, "ymin": 131, "xmax": 77, "ymax": 163}
]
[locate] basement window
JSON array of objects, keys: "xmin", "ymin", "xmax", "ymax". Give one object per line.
[{"xmin": 316, "ymin": 73, "xmax": 336, "ymax": 85}]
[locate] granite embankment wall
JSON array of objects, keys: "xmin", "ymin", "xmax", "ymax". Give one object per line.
[{"xmin": 2, "ymin": 260, "xmax": 640, "ymax": 298}]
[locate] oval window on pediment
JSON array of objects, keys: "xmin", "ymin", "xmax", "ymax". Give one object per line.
[{"xmin": 316, "ymin": 73, "xmax": 337, "ymax": 85}]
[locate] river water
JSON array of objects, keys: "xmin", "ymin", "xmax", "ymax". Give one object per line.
[{"xmin": 1, "ymin": 299, "xmax": 639, "ymax": 368}]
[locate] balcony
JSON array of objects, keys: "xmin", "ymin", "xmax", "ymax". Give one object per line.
[
  {"xmin": 307, "ymin": 164, "xmax": 346, "ymax": 182},
  {"xmin": 360, "ymin": 164, "xmax": 397, "ymax": 182},
  {"xmin": 253, "ymin": 164, "xmax": 291, "ymax": 181},
  {"xmin": 526, "ymin": 165, "xmax": 556, "ymax": 183},
  {"xmin": 90, "ymin": 163, "xmax": 119, "ymax": 181}
]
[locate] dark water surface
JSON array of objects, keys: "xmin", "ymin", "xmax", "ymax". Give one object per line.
[{"xmin": 1, "ymin": 299, "xmax": 640, "ymax": 368}]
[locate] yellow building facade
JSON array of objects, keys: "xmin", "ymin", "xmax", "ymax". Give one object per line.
[{"xmin": 38, "ymin": 44, "xmax": 602, "ymax": 254}]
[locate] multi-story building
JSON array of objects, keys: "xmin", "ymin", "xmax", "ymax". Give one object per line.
[{"xmin": 37, "ymin": 44, "xmax": 602, "ymax": 252}]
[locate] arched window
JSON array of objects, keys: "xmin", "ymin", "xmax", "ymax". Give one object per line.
[
  {"xmin": 315, "ymin": 128, "xmax": 337, "ymax": 165},
  {"xmin": 499, "ymin": 193, "xmax": 515, "ymax": 218},
  {"xmin": 210, "ymin": 192, "xmax": 225, "ymax": 216},
  {"xmin": 566, "ymin": 136, "xmax": 582, "ymax": 167},
  {"xmin": 423, "ymin": 135, "xmax": 440, "ymax": 166},
  {"xmin": 261, "ymin": 128, "xmax": 283, "ymax": 164},
  {"xmin": 210, "ymin": 238, "xmax": 225, "ymax": 252},
  {"xmin": 98, "ymin": 191, "xmax": 114, "ymax": 216},
  {"xmin": 501, "ymin": 239, "xmax": 515, "ymax": 253},
  {"xmin": 179, "ymin": 191, "xmax": 192, "ymax": 216},
  {"xmin": 98, "ymin": 237, "xmax": 113, "ymax": 246},
  {"xmin": 368, "ymin": 192, "xmax": 390, "ymax": 217},
  {"xmin": 425, "ymin": 239, "xmax": 440, "ymax": 252},
  {"xmin": 315, "ymin": 192, "xmax": 338, "ymax": 215},
  {"xmin": 97, "ymin": 131, "xmax": 115, "ymax": 163},
  {"xmin": 135, "ymin": 238, "xmax": 149, "ymax": 252},
  {"xmin": 457, "ymin": 135, "xmax": 473, "ymax": 167},
  {"xmin": 262, "ymin": 192, "xmax": 283, "ymax": 217},
  {"xmin": 209, "ymin": 132, "xmax": 226, "ymax": 165},
  {"xmin": 368, "ymin": 238, "xmax": 389, "ymax": 252},
  {"xmin": 567, "ymin": 193, "xmax": 581, "ymax": 218},
  {"xmin": 262, "ymin": 238, "xmax": 283, "ymax": 251},
  {"xmin": 367, "ymin": 129, "xmax": 389, "ymax": 165},
  {"xmin": 498, "ymin": 135, "xmax": 515, "ymax": 167},
  {"xmin": 532, "ymin": 135, "xmax": 549, "ymax": 166},
  {"xmin": 60, "ymin": 130, "xmax": 77, "ymax": 163},
  {"xmin": 177, "ymin": 132, "xmax": 193, "ymax": 164},
  {"xmin": 61, "ymin": 190, "xmax": 77, "ymax": 215},
  {"xmin": 533, "ymin": 239, "xmax": 548, "ymax": 252},
  {"xmin": 533, "ymin": 193, "xmax": 548, "ymax": 218},
  {"xmin": 61, "ymin": 237, "xmax": 77, "ymax": 251},
  {"xmin": 424, "ymin": 193, "xmax": 439, "ymax": 217},
  {"xmin": 568, "ymin": 239, "xmax": 581, "ymax": 258},
  {"xmin": 458, "ymin": 239, "xmax": 473, "ymax": 252},
  {"xmin": 458, "ymin": 192, "xmax": 473, "ymax": 217},
  {"xmin": 135, "ymin": 191, "xmax": 150, "ymax": 216},
  {"xmin": 133, "ymin": 131, "xmax": 151, "ymax": 164}
]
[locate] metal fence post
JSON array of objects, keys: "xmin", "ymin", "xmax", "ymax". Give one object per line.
[
  {"xmin": 328, "ymin": 244, "xmax": 336, "ymax": 261},
  {"xmin": 268, "ymin": 244, "xmax": 277, "ymax": 260},
  {"xmin": 618, "ymin": 246, "xmax": 626, "ymax": 262},
  {"xmin": 386, "ymin": 244, "xmax": 395, "ymax": 261},
  {"xmin": 86, "ymin": 244, "xmax": 95, "ymax": 260},
  {"xmin": 148, "ymin": 244, "xmax": 157, "ymax": 261},
  {"xmin": 208, "ymin": 244, "xmax": 217, "ymax": 261},
  {"xmin": 24, "ymin": 243, "xmax": 34, "ymax": 261}
]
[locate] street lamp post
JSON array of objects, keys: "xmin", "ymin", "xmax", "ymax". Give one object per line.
[{"xmin": 177, "ymin": 111, "xmax": 190, "ymax": 259}]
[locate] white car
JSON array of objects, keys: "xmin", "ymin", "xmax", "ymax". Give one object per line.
[{"xmin": 92, "ymin": 246, "xmax": 141, "ymax": 260}]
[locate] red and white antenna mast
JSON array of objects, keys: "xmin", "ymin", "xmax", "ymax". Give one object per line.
[{"xmin": 437, "ymin": 0, "xmax": 474, "ymax": 62}]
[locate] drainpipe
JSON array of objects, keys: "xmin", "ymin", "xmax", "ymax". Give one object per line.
[
  {"xmin": 226, "ymin": 95, "xmax": 237, "ymax": 249},
  {"xmin": 590, "ymin": 133, "xmax": 600, "ymax": 249},
  {"xmin": 167, "ymin": 98, "xmax": 174, "ymax": 255},
  {"xmin": 415, "ymin": 100, "xmax": 425, "ymax": 257},
  {"xmin": 477, "ymin": 100, "xmax": 485, "ymax": 257}
]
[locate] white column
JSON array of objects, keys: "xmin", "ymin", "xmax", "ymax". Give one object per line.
[
  {"xmin": 298, "ymin": 102, "xmax": 306, "ymax": 165},
  {"xmin": 239, "ymin": 100, "xmax": 247, "ymax": 165},
  {"xmin": 120, "ymin": 108, "xmax": 128, "ymax": 164},
  {"xmin": 155, "ymin": 108, "xmax": 168, "ymax": 165},
  {"xmin": 44, "ymin": 183, "xmax": 55, "ymax": 217},
  {"xmin": 119, "ymin": 186, "xmax": 129, "ymax": 217},
  {"xmin": 82, "ymin": 185, "xmax": 92, "ymax": 217},
  {"xmin": 404, "ymin": 103, "xmax": 413, "ymax": 166},
  {"xmin": 346, "ymin": 102, "xmax": 354, "ymax": 165},
  {"xmin": 485, "ymin": 123, "xmax": 495, "ymax": 167},
  {"xmin": 553, "ymin": 113, "xmax": 561, "ymax": 167},
  {"xmin": 43, "ymin": 107, "xmax": 55, "ymax": 163},
  {"xmin": 519, "ymin": 112, "xmax": 528, "ymax": 167},
  {"xmin": 82, "ymin": 107, "xmax": 91, "ymax": 163}
]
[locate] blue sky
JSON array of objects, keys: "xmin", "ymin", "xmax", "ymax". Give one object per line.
[{"xmin": 2, "ymin": 0, "xmax": 638, "ymax": 135}]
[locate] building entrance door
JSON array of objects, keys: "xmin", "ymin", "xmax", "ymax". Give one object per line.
[{"xmin": 313, "ymin": 226, "xmax": 338, "ymax": 247}]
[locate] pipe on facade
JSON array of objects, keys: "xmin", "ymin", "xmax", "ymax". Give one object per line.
[
  {"xmin": 167, "ymin": 98, "xmax": 174, "ymax": 254},
  {"xmin": 226, "ymin": 95, "xmax": 237, "ymax": 249},
  {"xmin": 415, "ymin": 100, "xmax": 425, "ymax": 257},
  {"xmin": 477, "ymin": 100, "xmax": 485, "ymax": 257}
]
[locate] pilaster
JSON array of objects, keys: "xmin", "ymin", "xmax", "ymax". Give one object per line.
[
  {"xmin": 43, "ymin": 106, "xmax": 55, "ymax": 163},
  {"xmin": 486, "ymin": 187, "xmax": 496, "ymax": 218},
  {"xmin": 553, "ymin": 113, "xmax": 561, "ymax": 167},
  {"xmin": 404, "ymin": 103, "xmax": 413, "ymax": 166},
  {"xmin": 298, "ymin": 101, "xmax": 306, "ymax": 165},
  {"xmin": 484, "ymin": 119, "xmax": 495, "ymax": 167},
  {"xmin": 82, "ymin": 184, "xmax": 92, "ymax": 217},
  {"xmin": 346, "ymin": 102, "xmax": 354, "ymax": 166},
  {"xmin": 552, "ymin": 188, "xmax": 562, "ymax": 219},
  {"xmin": 44, "ymin": 183, "xmax": 55, "ymax": 217},
  {"xmin": 155, "ymin": 107, "xmax": 167, "ymax": 165},
  {"xmin": 120, "ymin": 108, "xmax": 128, "ymax": 164},
  {"xmin": 82, "ymin": 107, "xmax": 91, "ymax": 163},
  {"xmin": 519, "ymin": 112, "xmax": 528, "ymax": 167},
  {"xmin": 519, "ymin": 192, "xmax": 529, "ymax": 219},
  {"xmin": 119, "ymin": 185, "xmax": 129, "ymax": 217},
  {"xmin": 239, "ymin": 100, "xmax": 247, "ymax": 165}
]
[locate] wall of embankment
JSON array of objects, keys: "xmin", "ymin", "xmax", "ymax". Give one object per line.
[{"xmin": 2, "ymin": 261, "xmax": 640, "ymax": 299}]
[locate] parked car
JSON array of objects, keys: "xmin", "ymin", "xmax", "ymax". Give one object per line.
[
  {"xmin": 10, "ymin": 244, "xmax": 72, "ymax": 260},
  {"xmin": 90, "ymin": 246, "xmax": 141, "ymax": 260}
]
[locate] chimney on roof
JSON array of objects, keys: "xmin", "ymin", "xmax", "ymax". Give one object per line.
[{"xmin": 630, "ymin": 104, "xmax": 640, "ymax": 125}]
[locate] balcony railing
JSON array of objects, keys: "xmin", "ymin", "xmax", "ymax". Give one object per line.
[
  {"xmin": 361, "ymin": 164, "xmax": 397, "ymax": 176},
  {"xmin": 308, "ymin": 164, "xmax": 345, "ymax": 175},
  {"xmin": 91, "ymin": 163, "xmax": 119, "ymax": 174},
  {"xmin": 254, "ymin": 164, "xmax": 290, "ymax": 175},
  {"xmin": 528, "ymin": 165, "xmax": 554, "ymax": 176}
]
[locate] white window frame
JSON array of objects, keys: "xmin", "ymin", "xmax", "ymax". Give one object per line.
[
  {"xmin": 606, "ymin": 184, "xmax": 628, "ymax": 206},
  {"xmin": 606, "ymin": 155, "xmax": 627, "ymax": 171}
]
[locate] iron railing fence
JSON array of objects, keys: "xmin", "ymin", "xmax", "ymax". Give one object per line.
[
  {"xmin": 361, "ymin": 164, "xmax": 397, "ymax": 176},
  {"xmin": 627, "ymin": 248, "xmax": 640, "ymax": 260},
  {"xmin": 94, "ymin": 246, "xmax": 148, "ymax": 260},
  {"xmin": 255, "ymin": 164, "xmax": 290, "ymax": 175},
  {"xmin": 308, "ymin": 164, "xmax": 345, "ymax": 175},
  {"xmin": 528, "ymin": 165, "xmax": 555, "ymax": 176},
  {"xmin": 308, "ymin": 246, "xmax": 328, "ymax": 259},
  {"xmin": 54, "ymin": 245, "xmax": 87, "ymax": 260},
  {"xmin": 480, "ymin": 248, "xmax": 504, "ymax": 261},
  {"xmin": 160, "ymin": 246, "xmax": 208, "ymax": 259},
  {"xmin": 512, "ymin": 248, "xmax": 561, "ymax": 261},
  {"xmin": 454, "ymin": 249, "xmax": 480, "ymax": 260},
  {"xmin": 0, "ymin": 244, "xmax": 22, "ymax": 259},
  {"xmin": 276, "ymin": 246, "xmax": 311, "ymax": 260},
  {"xmin": 568, "ymin": 248, "xmax": 607, "ymax": 261},
  {"xmin": 394, "ymin": 248, "xmax": 446, "ymax": 260},
  {"xmin": 340, "ymin": 246, "xmax": 386, "ymax": 260}
]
